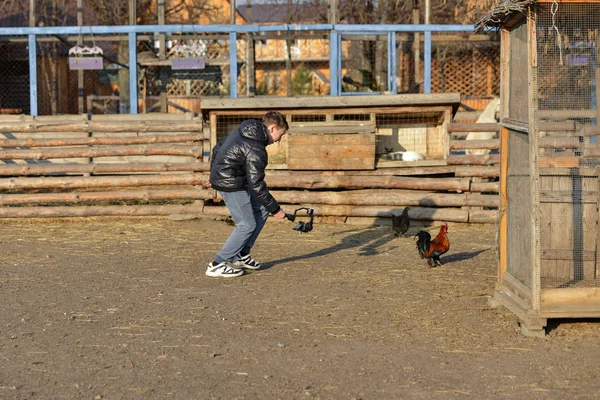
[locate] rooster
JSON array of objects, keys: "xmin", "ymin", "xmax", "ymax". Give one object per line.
[
  {"xmin": 415, "ymin": 222, "xmax": 450, "ymax": 267},
  {"xmin": 392, "ymin": 207, "xmax": 411, "ymax": 237}
]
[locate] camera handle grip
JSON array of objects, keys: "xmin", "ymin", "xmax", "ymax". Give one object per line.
[{"xmin": 285, "ymin": 213, "xmax": 296, "ymax": 222}]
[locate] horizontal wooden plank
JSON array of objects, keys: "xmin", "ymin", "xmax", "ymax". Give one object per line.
[
  {"xmin": 0, "ymin": 134, "xmax": 202, "ymax": 148},
  {"xmin": 447, "ymin": 154, "xmax": 500, "ymax": 165},
  {"xmin": 538, "ymin": 109, "xmax": 597, "ymax": 119},
  {"xmin": 450, "ymin": 139, "xmax": 499, "ymax": 150},
  {"xmin": 0, "ymin": 121, "xmax": 202, "ymax": 133},
  {"xmin": 540, "ymin": 190, "xmax": 597, "ymax": 204},
  {"xmin": 289, "ymin": 134, "xmax": 375, "ymax": 145},
  {"xmin": 538, "ymin": 120, "xmax": 577, "ymax": 132},
  {"xmin": 448, "ymin": 123, "xmax": 500, "ymax": 133},
  {"xmin": 265, "ymin": 174, "xmax": 471, "ymax": 191},
  {"xmin": 0, "ymin": 204, "xmax": 203, "ymax": 218},
  {"xmin": 541, "ymin": 288, "xmax": 600, "ymax": 318},
  {"xmin": 539, "ymin": 157, "xmax": 579, "ymax": 168},
  {"xmin": 543, "ymin": 126, "xmax": 600, "ymax": 138},
  {"xmin": 200, "ymin": 93, "xmax": 461, "ymax": 110},
  {"xmin": 288, "ymin": 144, "xmax": 375, "ymax": 159},
  {"xmin": 541, "ymin": 249, "xmax": 596, "ymax": 261},
  {"xmin": 288, "ymin": 124, "xmax": 375, "ymax": 134},
  {"xmin": 287, "ymin": 157, "xmax": 374, "ymax": 170},
  {"xmin": 539, "ymin": 136, "xmax": 581, "ymax": 149},
  {"xmin": 0, "ymin": 162, "xmax": 209, "ymax": 176},
  {"xmin": 375, "ymin": 159, "xmax": 447, "ymax": 168},
  {"xmin": 539, "ymin": 167, "xmax": 600, "ymax": 177}
]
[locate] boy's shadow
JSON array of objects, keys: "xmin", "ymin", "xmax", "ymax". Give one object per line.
[{"xmin": 261, "ymin": 226, "xmax": 399, "ymax": 270}]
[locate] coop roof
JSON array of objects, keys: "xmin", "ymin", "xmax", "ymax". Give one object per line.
[{"xmin": 475, "ymin": 0, "xmax": 535, "ymax": 32}]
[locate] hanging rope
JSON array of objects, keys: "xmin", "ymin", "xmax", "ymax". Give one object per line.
[{"xmin": 550, "ymin": 0, "xmax": 563, "ymax": 66}]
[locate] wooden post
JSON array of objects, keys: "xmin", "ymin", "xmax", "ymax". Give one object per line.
[
  {"xmin": 528, "ymin": 7, "xmax": 541, "ymax": 313},
  {"xmin": 499, "ymin": 126, "xmax": 509, "ymax": 281},
  {"xmin": 77, "ymin": 0, "xmax": 84, "ymax": 114},
  {"xmin": 29, "ymin": 0, "xmax": 35, "ymax": 27},
  {"xmin": 596, "ymin": 30, "xmax": 599, "ymax": 127},
  {"xmin": 230, "ymin": 0, "xmax": 236, "ymax": 24},
  {"xmin": 246, "ymin": 0, "xmax": 255, "ymax": 97},
  {"xmin": 285, "ymin": 0, "xmax": 293, "ymax": 96},
  {"xmin": 246, "ymin": 0, "xmax": 256, "ymax": 97},
  {"xmin": 210, "ymin": 112, "xmax": 217, "ymax": 156},
  {"xmin": 596, "ymin": 31, "xmax": 600, "ymax": 279},
  {"xmin": 158, "ymin": 0, "xmax": 167, "ymax": 113},
  {"xmin": 328, "ymin": 0, "xmax": 337, "ymax": 24},
  {"xmin": 412, "ymin": 1, "xmax": 421, "ymax": 89},
  {"xmin": 246, "ymin": 34, "xmax": 256, "ymax": 96}
]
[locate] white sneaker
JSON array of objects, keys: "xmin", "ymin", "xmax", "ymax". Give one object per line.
[
  {"xmin": 232, "ymin": 254, "xmax": 261, "ymax": 270},
  {"xmin": 205, "ymin": 262, "xmax": 244, "ymax": 278}
]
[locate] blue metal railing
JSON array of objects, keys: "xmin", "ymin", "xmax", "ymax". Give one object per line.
[{"xmin": 0, "ymin": 23, "xmax": 475, "ymax": 115}]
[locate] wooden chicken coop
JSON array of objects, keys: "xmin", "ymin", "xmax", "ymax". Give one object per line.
[
  {"xmin": 200, "ymin": 94, "xmax": 460, "ymax": 170},
  {"xmin": 477, "ymin": 0, "xmax": 600, "ymax": 336}
]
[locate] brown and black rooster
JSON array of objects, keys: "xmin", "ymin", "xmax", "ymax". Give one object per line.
[
  {"xmin": 415, "ymin": 222, "xmax": 450, "ymax": 267},
  {"xmin": 392, "ymin": 207, "xmax": 411, "ymax": 237}
]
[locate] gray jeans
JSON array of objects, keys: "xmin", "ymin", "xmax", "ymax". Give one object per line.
[{"xmin": 217, "ymin": 190, "xmax": 270, "ymax": 262}]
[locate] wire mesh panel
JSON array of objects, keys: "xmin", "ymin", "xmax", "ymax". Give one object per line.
[
  {"xmin": 507, "ymin": 128, "xmax": 533, "ymax": 288},
  {"xmin": 0, "ymin": 41, "xmax": 30, "ymax": 115},
  {"xmin": 430, "ymin": 32, "xmax": 500, "ymax": 96},
  {"xmin": 509, "ymin": 20, "xmax": 529, "ymax": 121},
  {"xmin": 341, "ymin": 34, "xmax": 388, "ymax": 94},
  {"xmin": 376, "ymin": 112, "xmax": 446, "ymax": 160},
  {"xmin": 535, "ymin": 2, "xmax": 600, "ymax": 289}
]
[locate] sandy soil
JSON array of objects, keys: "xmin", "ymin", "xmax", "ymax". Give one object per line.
[{"xmin": 1, "ymin": 217, "xmax": 600, "ymax": 399}]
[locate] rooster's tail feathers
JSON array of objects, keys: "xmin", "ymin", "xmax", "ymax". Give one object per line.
[{"xmin": 415, "ymin": 231, "xmax": 431, "ymax": 257}]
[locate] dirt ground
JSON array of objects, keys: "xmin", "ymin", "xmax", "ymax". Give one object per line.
[{"xmin": 2, "ymin": 216, "xmax": 600, "ymax": 399}]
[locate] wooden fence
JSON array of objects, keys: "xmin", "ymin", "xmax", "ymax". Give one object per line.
[{"xmin": 0, "ymin": 113, "xmax": 500, "ymax": 225}]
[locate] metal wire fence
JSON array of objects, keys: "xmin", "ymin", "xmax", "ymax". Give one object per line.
[{"xmin": 0, "ymin": 1, "xmax": 500, "ymax": 116}]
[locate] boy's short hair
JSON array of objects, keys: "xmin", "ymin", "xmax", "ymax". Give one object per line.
[{"xmin": 263, "ymin": 111, "xmax": 289, "ymax": 131}]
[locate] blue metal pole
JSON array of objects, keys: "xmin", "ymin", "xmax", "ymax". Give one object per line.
[
  {"xmin": 424, "ymin": 31, "xmax": 432, "ymax": 94},
  {"xmin": 28, "ymin": 34, "xmax": 38, "ymax": 116},
  {"xmin": 329, "ymin": 31, "xmax": 339, "ymax": 96},
  {"xmin": 128, "ymin": 32, "xmax": 138, "ymax": 114},
  {"xmin": 229, "ymin": 32, "xmax": 238, "ymax": 99},
  {"xmin": 0, "ymin": 23, "xmax": 475, "ymax": 36}
]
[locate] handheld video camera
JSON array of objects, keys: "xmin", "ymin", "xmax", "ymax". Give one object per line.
[{"xmin": 284, "ymin": 207, "xmax": 314, "ymax": 233}]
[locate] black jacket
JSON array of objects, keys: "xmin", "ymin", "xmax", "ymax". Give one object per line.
[{"xmin": 209, "ymin": 119, "xmax": 281, "ymax": 214}]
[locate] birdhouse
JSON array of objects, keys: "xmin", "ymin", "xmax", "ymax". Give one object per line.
[
  {"xmin": 168, "ymin": 40, "xmax": 207, "ymax": 70},
  {"xmin": 477, "ymin": 0, "xmax": 600, "ymax": 336},
  {"xmin": 68, "ymin": 44, "xmax": 103, "ymax": 70}
]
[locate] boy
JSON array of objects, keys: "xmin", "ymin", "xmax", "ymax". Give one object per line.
[{"xmin": 206, "ymin": 111, "xmax": 289, "ymax": 278}]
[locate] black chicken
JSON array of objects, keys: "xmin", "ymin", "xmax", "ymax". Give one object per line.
[{"xmin": 392, "ymin": 207, "xmax": 411, "ymax": 237}]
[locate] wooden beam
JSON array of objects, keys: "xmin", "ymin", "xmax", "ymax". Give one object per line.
[
  {"xmin": 448, "ymin": 123, "xmax": 500, "ymax": 133},
  {"xmin": 0, "ymin": 205, "xmax": 203, "ymax": 218},
  {"xmin": 0, "ymin": 189, "xmax": 213, "ymax": 205},
  {"xmin": 450, "ymin": 139, "xmax": 499, "ymax": 150},
  {"xmin": 263, "ymin": 189, "xmax": 499, "ymax": 208},
  {"xmin": 0, "ymin": 134, "xmax": 202, "ymax": 148},
  {"xmin": 0, "ymin": 174, "xmax": 205, "ymax": 190},
  {"xmin": 0, "ymin": 162, "xmax": 209, "ymax": 176},
  {"xmin": 498, "ymin": 126, "xmax": 508, "ymax": 281},
  {"xmin": 0, "ymin": 121, "xmax": 202, "ymax": 133},
  {"xmin": 0, "ymin": 144, "xmax": 203, "ymax": 160},
  {"xmin": 265, "ymin": 175, "xmax": 472, "ymax": 191},
  {"xmin": 199, "ymin": 93, "xmax": 462, "ymax": 111}
]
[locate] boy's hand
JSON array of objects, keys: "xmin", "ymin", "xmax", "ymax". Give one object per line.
[{"xmin": 273, "ymin": 210, "xmax": 286, "ymax": 219}]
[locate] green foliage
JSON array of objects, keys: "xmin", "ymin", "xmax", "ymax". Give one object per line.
[{"xmin": 292, "ymin": 63, "xmax": 314, "ymax": 95}]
